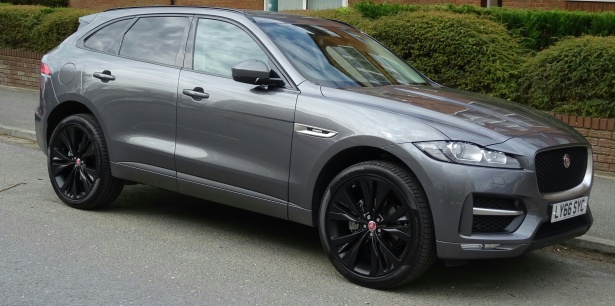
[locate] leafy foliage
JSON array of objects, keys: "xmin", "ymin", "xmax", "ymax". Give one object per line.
[
  {"xmin": 367, "ymin": 11, "xmax": 527, "ymax": 100},
  {"xmin": 353, "ymin": 2, "xmax": 615, "ymax": 51},
  {"xmin": 519, "ymin": 36, "xmax": 615, "ymax": 117},
  {"xmin": 0, "ymin": 5, "xmax": 92, "ymax": 52}
]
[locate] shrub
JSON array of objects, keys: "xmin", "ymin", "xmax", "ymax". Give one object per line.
[
  {"xmin": 519, "ymin": 36, "xmax": 615, "ymax": 118},
  {"xmin": 352, "ymin": 2, "xmax": 615, "ymax": 51},
  {"xmin": 33, "ymin": 8, "xmax": 86, "ymax": 52},
  {"xmin": 0, "ymin": 5, "xmax": 92, "ymax": 52},
  {"xmin": 2, "ymin": 0, "xmax": 67, "ymax": 7},
  {"xmin": 367, "ymin": 11, "xmax": 527, "ymax": 100},
  {"xmin": 0, "ymin": 5, "xmax": 53, "ymax": 51}
]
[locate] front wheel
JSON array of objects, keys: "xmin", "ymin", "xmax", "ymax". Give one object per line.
[
  {"xmin": 47, "ymin": 114, "xmax": 123, "ymax": 209},
  {"xmin": 319, "ymin": 161, "xmax": 435, "ymax": 289}
]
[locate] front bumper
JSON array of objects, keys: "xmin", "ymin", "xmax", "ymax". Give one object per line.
[{"xmin": 386, "ymin": 143, "xmax": 593, "ymax": 260}]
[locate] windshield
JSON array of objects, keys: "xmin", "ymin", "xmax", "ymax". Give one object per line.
[{"xmin": 258, "ymin": 21, "xmax": 428, "ymax": 88}]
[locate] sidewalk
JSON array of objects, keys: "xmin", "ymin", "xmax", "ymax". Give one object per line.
[
  {"xmin": 0, "ymin": 85, "xmax": 38, "ymax": 141},
  {"xmin": 1, "ymin": 84, "xmax": 614, "ymax": 254}
]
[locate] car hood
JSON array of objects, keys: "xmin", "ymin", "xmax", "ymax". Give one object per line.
[{"xmin": 321, "ymin": 85, "xmax": 585, "ymax": 147}]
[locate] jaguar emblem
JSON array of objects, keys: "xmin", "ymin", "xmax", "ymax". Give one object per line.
[{"xmin": 563, "ymin": 153, "xmax": 571, "ymax": 169}]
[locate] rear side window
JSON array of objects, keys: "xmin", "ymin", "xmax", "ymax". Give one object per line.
[
  {"xmin": 84, "ymin": 19, "xmax": 132, "ymax": 52},
  {"xmin": 119, "ymin": 16, "xmax": 189, "ymax": 66}
]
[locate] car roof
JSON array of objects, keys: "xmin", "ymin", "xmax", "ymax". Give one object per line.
[{"xmin": 100, "ymin": 6, "xmax": 353, "ymax": 29}]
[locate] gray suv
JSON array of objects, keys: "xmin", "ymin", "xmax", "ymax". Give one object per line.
[{"xmin": 35, "ymin": 6, "xmax": 593, "ymax": 289}]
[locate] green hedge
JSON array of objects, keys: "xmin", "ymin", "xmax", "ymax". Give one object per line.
[
  {"xmin": 0, "ymin": 5, "xmax": 92, "ymax": 52},
  {"xmin": 367, "ymin": 11, "xmax": 526, "ymax": 99},
  {"xmin": 1, "ymin": 1, "xmax": 67, "ymax": 7},
  {"xmin": 519, "ymin": 36, "xmax": 615, "ymax": 118},
  {"xmin": 353, "ymin": 2, "xmax": 615, "ymax": 51}
]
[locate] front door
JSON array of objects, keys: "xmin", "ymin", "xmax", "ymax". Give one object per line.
[{"xmin": 176, "ymin": 18, "xmax": 298, "ymax": 207}]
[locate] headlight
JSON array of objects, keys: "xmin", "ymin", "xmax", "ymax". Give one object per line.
[{"xmin": 414, "ymin": 141, "xmax": 522, "ymax": 169}]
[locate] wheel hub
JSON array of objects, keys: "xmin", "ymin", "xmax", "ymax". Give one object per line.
[
  {"xmin": 367, "ymin": 220, "xmax": 377, "ymax": 232},
  {"xmin": 75, "ymin": 158, "xmax": 81, "ymax": 166}
]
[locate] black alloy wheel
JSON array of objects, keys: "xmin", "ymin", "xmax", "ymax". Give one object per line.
[
  {"xmin": 319, "ymin": 161, "xmax": 434, "ymax": 289},
  {"xmin": 50, "ymin": 123, "xmax": 98, "ymax": 200},
  {"xmin": 48, "ymin": 114, "xmax": 123, "ymax": 209}
]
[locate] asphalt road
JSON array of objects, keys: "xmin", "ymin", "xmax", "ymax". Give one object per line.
[{"xmin": 1, "ymin": 138, "xmax": 615, "ymax": 305}]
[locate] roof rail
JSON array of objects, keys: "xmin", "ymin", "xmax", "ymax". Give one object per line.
[{"xmin": 102, "ymin": 5, "xmax": 252, "ymax": 19}]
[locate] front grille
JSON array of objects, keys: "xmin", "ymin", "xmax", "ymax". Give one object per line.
[
  {"xmin": 534, "ymin": 216, "xmax": 588, "ymax": 240},
  {"xmin": 472, "ymin": 196, "xmax": 523, "ymax": 233},
  {"xmin": 535, "ymin": 146, "xmax": 587, "ymax": 193},
  {"xmin": 472, "ymin": 215, "xmax": 516, "ymax": 233}
]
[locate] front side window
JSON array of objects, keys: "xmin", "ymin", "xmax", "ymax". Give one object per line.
[
  {"xmin": 193, "ymin": 19, "xmax": 268, "ymax": 77},
  {"xmin": 258, "ymin": 21, "xmax": 428, "ymax": 88},
  {"xmin": 119, "ymin": 16, "xmax": 189, "ymax": 66},
  {"xmin": 84, "ymin": 19, "xmax": 132, "ymax": 52}
]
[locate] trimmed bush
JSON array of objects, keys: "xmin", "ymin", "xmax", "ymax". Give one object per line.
[
  {"xmin": 2, "ymin": 1, "xmax": 67, "ymax": 7},
  {"xmin": 0, "ymin": 5, "xmax": 53, "ymax": 51},
  {"xmin": 0, "ymin": 5, "xmax": 93, "ymax": 52},
  {"xmin": 519, "ymin": 36, "xmax": 615, "ymax": 118},
  {"xmin": 353, "ymin": 2, "xmax": 615, "ymax": 51},
  {"xmin": 367, "ymin": 11, "xmax": 527, "ymax": 100},
  {"xmin": 33, "ymin": 8, "xmax": 85, "ymax": 52}
]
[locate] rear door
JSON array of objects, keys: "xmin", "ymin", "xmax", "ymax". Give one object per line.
[
  {"xmin": 81, "ymin": 15, "xmax": 191, "ymax": 190},
  {"xmin": 175, "ymin": 17, "xmax": 298, "ymax": 214}
]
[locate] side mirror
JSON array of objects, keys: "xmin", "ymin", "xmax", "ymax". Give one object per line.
[{"xmin": 231, "ymin": 59, "xmax": 284, "ymax": 87}]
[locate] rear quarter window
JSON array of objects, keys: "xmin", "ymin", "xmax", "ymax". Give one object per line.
[{"xmin": 84, "ymin": 19, "xmax": 132, "ymax": 52}]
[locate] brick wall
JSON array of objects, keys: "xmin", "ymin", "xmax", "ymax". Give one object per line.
[
  {"xmin": 565, "ymin": 1, "xmax": 615, "ymax": 11},
  {"xmin": 176, "ymin": 0, "xmax": 264, "ymax": 9},
  {"xmin": 0, "ymin": 49, "xmax": 42, "ymax": 90},
  {"xmin": 553, "ymin": 114, "xmax": 615, "ymax": 173},
  {"xmin": 501, "ymin": 0, "xmax": 565, "ymax": 9},
  {"xmin": 69, "ymin": 0, "xmax": 169, "ymax": 10},
  {"xmin": 348, "ymin": 0, "xmax": 481, "ymax": 6},
  {"xmin": 68, "ymin": 0, "xmax": 614, "ymax": 11},
  {"xmin": 69, "ymin": 0, "xmax": 264, "ymax": 10}
]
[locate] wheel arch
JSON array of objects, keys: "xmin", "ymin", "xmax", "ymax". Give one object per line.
[
  {"xmin": 46, "ymin": 100, "xmax": 97, "ymax": 146},
  {"xmin": 310, "ymin": 145, "xmax": 411, "ymax": 227}
]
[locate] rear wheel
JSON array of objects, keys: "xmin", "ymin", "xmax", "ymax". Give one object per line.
[
  {"xmin": 47, "ymin": 114, "xmax": 123, "ymax": 209},
  {"xmin": 319, "ymin": 161, "xmax": 435, "ymax": 289}
]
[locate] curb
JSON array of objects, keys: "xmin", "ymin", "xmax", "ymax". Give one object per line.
[
  {"xmin": 1, "ymin": 123, "xmax": 615, "ymax": 256},
  {"xmin": 0, "ymin": 124, "xmax": 37, "ymax": 141},
  {"xmin": 562, "ymin": 235, "xmax": 615, "ymax": 255}
]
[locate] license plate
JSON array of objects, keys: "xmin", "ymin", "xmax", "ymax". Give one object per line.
[{"xmin": 550, "ymin": 196, "xmax": 588, "ymax": 223}]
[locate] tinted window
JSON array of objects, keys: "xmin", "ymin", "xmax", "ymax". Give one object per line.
[
  {"xmin": 84, "ymin": 19, "xmax": 132, "ymax": 52},
  {"xmin": 120, "ymin": 17, "xmax": 189, "ymax": 66},
  {"xmin": 258, "ymin": 22, "xmax": 428, "ymax": 88},
  {"xmin": 194, "ymin": 19, "xmax": 268, "ymax": 77}
]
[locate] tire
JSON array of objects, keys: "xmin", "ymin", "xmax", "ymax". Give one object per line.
[
  {"xmin": 47, "ymin": 114, "xmax": 123, "ymax": 209},
  {"xmin": 318, "ymin": 161, "xmax": 435, "ymax": 289}
]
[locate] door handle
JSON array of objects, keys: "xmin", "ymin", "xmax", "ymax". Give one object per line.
[
  {"xmin": 93, "ymin": 70, "xmax": 116, "ymax": 82},
  {"xmin": 182, "ymin": 88, "xmax": 210, "ymax": 100}
]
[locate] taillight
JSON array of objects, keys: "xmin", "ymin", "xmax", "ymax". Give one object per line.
[{"xmin": 40, "ymin": 63, "xmax": 51, "ymax": 75}]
